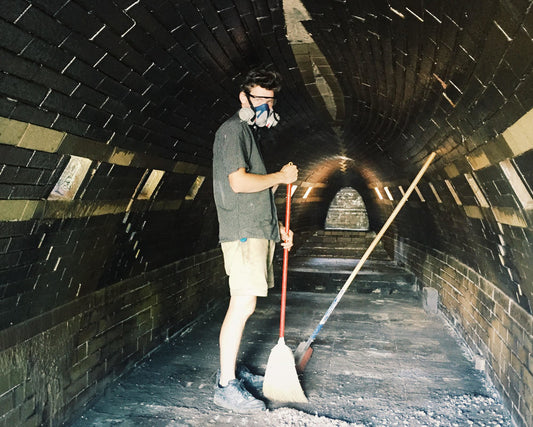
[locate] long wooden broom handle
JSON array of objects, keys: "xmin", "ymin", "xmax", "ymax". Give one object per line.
[
  {"xmin": 279, "ymin": 183, "xmax": 292, "ymax": 338},
  {"xmin": 302, "ymin": 152, "xmax": 437, "ymax": 348}
]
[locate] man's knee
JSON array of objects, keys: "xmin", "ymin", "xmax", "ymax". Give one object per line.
[{"xmin": 229, "ymin": 295, "xmax": 257, "ymax": 319}]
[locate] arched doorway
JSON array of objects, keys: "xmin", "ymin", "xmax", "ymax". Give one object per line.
[{"xmin": 325, "ymin": 187, "xmax": 369, "ymax": 230}]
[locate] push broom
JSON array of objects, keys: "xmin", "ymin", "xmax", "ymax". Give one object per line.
[
  {"xmin": 295, "ymin": 151, "xmax": 437, "ymax": 372},
  {"xmin": 263, "ymin": 183, "xmax": 308, "ymax": 403}
]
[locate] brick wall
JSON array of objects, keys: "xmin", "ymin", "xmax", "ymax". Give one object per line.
[
  {"xmin": 0, "ymin": 116, "xmax": 220, "ymax": 330},
  {"xmin": 0, "ymin": 0, "xmax": 531, "ymax": 425},
  {"xmin": 325, "ymin": 186, "xmax": 369, "ymax": 230},
  {"xmin": 0, "ymin": 248, "xmax": 227, "ymax": 426},
  {"xmin": 388, "ymin": 236, "xmax": 532, "ymax": 427}
]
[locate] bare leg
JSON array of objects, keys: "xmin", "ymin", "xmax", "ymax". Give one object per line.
[{"xmin": 219, "ymin": 295, "xmax": 257, "ymax": 386}]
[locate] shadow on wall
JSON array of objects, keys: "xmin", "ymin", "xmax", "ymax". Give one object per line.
[{"xmin": 325, "ymin": 187, "xmax": 369, "ymax": 230}]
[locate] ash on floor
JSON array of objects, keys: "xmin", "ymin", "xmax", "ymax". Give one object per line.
[{"xmin": 70, "ymin": 292, "xmax": 512, "ymax": 426}]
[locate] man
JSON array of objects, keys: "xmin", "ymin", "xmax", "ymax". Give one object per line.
[{"xmin": 212, "ymin": 68, "xmax": 298, "ymax": 412}]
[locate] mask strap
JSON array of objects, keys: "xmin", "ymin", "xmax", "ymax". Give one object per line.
[
  {"xmin": 243, "ymin": 92, "xmax": 257, "ymax": 125},
  {"xmin": 245, "ymin": 92, "xmax": 256, "ymax": 114}
]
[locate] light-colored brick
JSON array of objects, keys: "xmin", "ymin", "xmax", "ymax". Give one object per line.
[
  {"xmin": 0, "ymin": 117, "xmax": 28, "ymax": 145},
  {"xmin": 502, "ymin": 108, "xmax": 533, "ymax": 156},
  {"xmin": 17, "ymin": 124, "xmax": 64, "ymax": 153}
]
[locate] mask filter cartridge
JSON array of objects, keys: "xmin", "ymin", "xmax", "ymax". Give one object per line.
[{"xmin": 238, "ymin": 103, "xmax": 280, "ymax": 128}]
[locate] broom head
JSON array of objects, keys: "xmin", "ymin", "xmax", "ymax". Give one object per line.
[
  {"xmin": 263, "ymin": 337, "xmax": 308, "ymax": 403},
  {"xmin": 294, "ymin": 341, "xmax": 314, "ymax": 373}
]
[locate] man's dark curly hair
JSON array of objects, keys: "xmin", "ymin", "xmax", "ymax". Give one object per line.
[{"xmin": 240, "ymin": 68, "xmax": 282, "ymax": 93}]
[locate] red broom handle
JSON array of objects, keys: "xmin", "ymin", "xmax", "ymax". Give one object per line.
[{"xmin": 279, "ymin": 183, "xmax": 292, "ymax": 338}]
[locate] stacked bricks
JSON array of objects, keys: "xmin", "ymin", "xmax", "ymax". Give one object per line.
[
  {"xmin": 388, "ymin": 236, "xmax": 532, "ymax": 427},
  {"xmin": 0, "ymin": 249, "xmax": 227, "ymax": 426},
  {"xmin": 325, "ymin": 187, "xmax": 370, "ymax": 230}
]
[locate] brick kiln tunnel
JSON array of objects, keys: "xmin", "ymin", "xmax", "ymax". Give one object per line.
[{"xmin": 0, "ymin": 1, "xmax": 532, "ymax": 426}]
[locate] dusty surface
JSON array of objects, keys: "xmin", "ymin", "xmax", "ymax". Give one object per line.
[{"xmin": 70, "ymin": 292, "xmax": 511, "ymax": 426}]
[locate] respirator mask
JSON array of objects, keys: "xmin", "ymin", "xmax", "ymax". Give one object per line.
[{"xmin": 238, "ymin": 93, "xmax": 280, "ymax": 128}]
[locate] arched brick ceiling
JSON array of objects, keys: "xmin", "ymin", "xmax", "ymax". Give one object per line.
[
  {"xmin": 0, "ymin": 1, "xmax": 532, "ymax": 310},
  {"xmin": 280, "ymin": 0, "xmax": 530, "ymax": 180},
  {"xmin": 1, "ymin": 4, "xmax": 533, "ymax": 425},
  {"xmin": 2, "ymin": 0, "xmax": 529, "ymax": 186}
]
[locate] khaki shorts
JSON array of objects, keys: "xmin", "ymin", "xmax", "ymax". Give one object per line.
[{"xmin": 221, "ymin": 238, "xmax": 275, "ymax": 297}]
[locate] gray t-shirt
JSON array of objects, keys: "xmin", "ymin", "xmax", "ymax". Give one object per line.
[{"xmin": 213, "ymin": 112, "xmax": 280, "ymax": 243}]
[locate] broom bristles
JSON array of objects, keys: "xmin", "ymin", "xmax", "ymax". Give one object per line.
[
  {"xmin": 263, "ymin": 338, "xmax": 308, "ymax": 403},
  {"xmin": 294, "ymin": 342, "xmax": 313, "ymax": 373}
]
